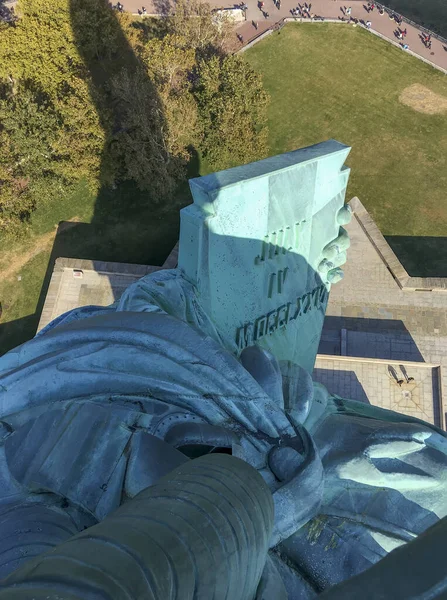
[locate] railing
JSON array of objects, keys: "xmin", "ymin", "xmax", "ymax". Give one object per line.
[
  {"xmin": 366, "ymin": 26, "xmax": 447, "ymax": 75},
  {"xmin": 238, "ymin": 13, "xmax": 447, "ymax": 75},
  {"xmin": 238, "ymin": 15, "xmax": 346, "ymax": 52},
  {"xmin": 374, "ymin": 2, "xmax": 447, "ymax": 46}
]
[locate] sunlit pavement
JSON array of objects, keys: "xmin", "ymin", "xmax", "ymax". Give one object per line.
[{"xmin": 122, "ymin": 0, "xmax": 447, "ymax": 71}]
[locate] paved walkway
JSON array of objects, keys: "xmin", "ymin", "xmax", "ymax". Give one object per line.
[
  {"xmin": 122, "ymin": 0, "xmax": 447, "ymax": 72},
  {"xmin": 39, "ymin": 201, "xmax": 447, "ymax": 427},
  {"xmin": 237, "ymin": 1, "xmax": 447, "ymax": 71},
  {"xmin": 313, "ymin": 356, "xmax": 441, "ymax": 426},
  {"xmin": 318, "ymin": 199, "xmax": 447, "ymax": 428}
]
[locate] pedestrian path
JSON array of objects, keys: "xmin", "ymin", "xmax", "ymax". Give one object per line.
[
  {"xmin": 235, "ymin": 0, "xmax": 447, "ymax": 70},
  {"xmin": 123, "ymin": 0, "xmax": 447, "ymax": 72}
]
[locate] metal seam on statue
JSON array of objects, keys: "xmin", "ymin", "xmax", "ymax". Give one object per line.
[
  {"xmin": 151, "ymin": 477, "xmax": 266, "ymax": 532},
  {"xmin": 61, "ymin": 533, "xmax": 160, "ymax": 597},
  {"xmin": 181, "ymin": 464, "xmax": 274, "ymax": 525},
  {"xmin": 175, "ymin": 473, "xmax": 272, "ymax": 560},
  {"xmin": 34, "ymin": 553, "xmax": 135, "ymax": 600},
  {"xmin": 122, "ymin": 495, "xmax": 234, "ymax": 588},
  {"xmin": 90, "ymin": 515, "xmax": 180, "ymax": 595}
]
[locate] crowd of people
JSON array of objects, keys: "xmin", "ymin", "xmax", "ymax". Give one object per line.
[
  {"xmin": 290, "ymin": 2, "xmax": 314, "ymax": 18},
  {"xmin": 336, "ymin": 2, "xmax": 442, "ymax": 55},
  {"xmin": 249, "ymin": 0, "xmax": 442, "ymax": 59},
  {"xmin": 107, "ymin": 0, "xmax": 446, "ymax": 61},
  {"xmin": 364, "ymin": 0, "xmax": 443, "ymax": 57}
]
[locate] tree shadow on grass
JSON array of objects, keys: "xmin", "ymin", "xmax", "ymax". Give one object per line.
[
  {"xmin": 0, "ymin": 0, "xmax": 199, "ymax": 355},
  {"xmin": 69, "ymin": 0, "xmax": 196, "ymax": 253},
  {"xmin": 131, "ymin": 14, "xmax": 170, "ymax": 40}
]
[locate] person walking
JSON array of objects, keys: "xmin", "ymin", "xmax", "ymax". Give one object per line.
[{"xmin": 346, "ymin": 6, "xmax": 352, "ymax": 15}]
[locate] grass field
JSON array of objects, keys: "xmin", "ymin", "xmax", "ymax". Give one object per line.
[
  {"xmin": 1, "ymin": 23, "xmax": 447, "ymax": 356},
  {"xmin": 245, "ymin": 23, "xmax": 447, "ymax": 274},
  {"xmin": 0, "ymin": 177, "xmax": 192, "ymax": 355}
]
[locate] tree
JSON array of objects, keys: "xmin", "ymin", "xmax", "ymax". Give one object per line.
[
  {"xmin": 0, "ymin": 0, "xmax": 270, "ymax": 234},
  {"xmin": 139, "ymin": 34, "xmax": 198, "ymax": 162},
  {"xmin": 0, "ymin": 82, "xmax": 61, "ymax": 234},
  {"xmin": 169, "ymin": 0, "xmax": 234, "ymax": 58},
  {"xmin": 108, "ymin": 66, "xmax": 186, "ymax": 197},
  {"xmin": 0, "ymin": 0, "xmax": 106, "ymax": 232},
  {"xmin": 195, "ymin": 55, "xmax": 269, "ymax": 172}
]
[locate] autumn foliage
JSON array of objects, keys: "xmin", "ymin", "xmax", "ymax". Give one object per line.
[{"xmin": 0, "ymin": 0, "xmax": 269, "ymax": 234}]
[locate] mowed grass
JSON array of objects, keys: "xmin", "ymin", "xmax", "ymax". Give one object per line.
[
  {"xmin": 245, "ymin": 24, "xmax": 447, "ymax": 273},
  {"xmin": 0, "ymin": 178, "xmax": 191, "ymax": 355},
  {"xmin": 1, "ymin": 24, "xmax": 447, "ymax": 355}
]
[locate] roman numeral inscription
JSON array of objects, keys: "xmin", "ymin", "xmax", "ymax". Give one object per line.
[
  {"xmin": 268, "ymin": 268, "xmax": 289, "ymax": 298},
  {"xmin": 255, "ymin": 222, "xmax": 302, "ymax": 265},
  {"xmin": 236, "ymin": 284, "xmax": 327, "ymax": 351}
]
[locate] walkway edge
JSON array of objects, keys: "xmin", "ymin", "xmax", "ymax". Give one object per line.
[
  {"xmin": 237, "ymin": 19, "xmax": 447, "ymax": 75},
  {"xmin": 349, "ymin": 197, "xmax": 447, "ymax": 292},
  {"xmin": 366, "ymin": 27, "xmax": 447, "ymax": 75}
]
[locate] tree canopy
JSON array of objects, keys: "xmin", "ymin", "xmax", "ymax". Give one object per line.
[
  {"xmin": 0, "ymin": 0, "xmax": 269, "ymax": 235},
  {"xmin": 196, "ymin": 54, "xmax": 269, "ymax": 171}
]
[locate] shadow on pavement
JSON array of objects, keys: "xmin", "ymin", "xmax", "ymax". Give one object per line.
[
  {"xmin": 320, "ymin": 316, "xmax": 425, "ymax": 362},
  {"xmin": 385, "ymin": 236, "xmax": 447, "ymax": 278}
]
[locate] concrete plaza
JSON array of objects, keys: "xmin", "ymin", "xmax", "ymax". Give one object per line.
[
  {"xmin": 38, "ymin": 199, "xmax": 447, "ymax": 428},
  {"xmin": 314, "ymin": 356, "xmax": 441, "ymax": 425},
  {"xmin": 313, "ymin": 197, "xmax": 447, "ymax": 428}
]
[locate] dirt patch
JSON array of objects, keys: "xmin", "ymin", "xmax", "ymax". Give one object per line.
[
  {"xmin": 0, "ymin": 218, "xmax": 82, "ymax": 282},
  {"xmin": 399, "ymin": 84, "xmax": 447, "ymax": 115},
  {"xmin": 0, "ymin": 231, "xmax": 56, "ymax": 282}
]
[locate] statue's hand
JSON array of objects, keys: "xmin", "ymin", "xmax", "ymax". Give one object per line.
[
  {"xmin": 317, "ymin": 204, "xmax": 352, "ymax": 284},
  {"xmin": 335, "ymin": 427, "xmax": 447, "ymax": 493}
]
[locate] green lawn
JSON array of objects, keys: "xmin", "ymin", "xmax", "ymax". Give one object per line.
[
  {"xmin": 245, "ymin": 23, "xmax": 447, "ymax": 275},
  {"xmin": 0, "ymin": 176, "xmax": 195, "ymax": 355},
  {"xmin": 1, "ymin": 23, "xmax": 447, "ymax": 355}
]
